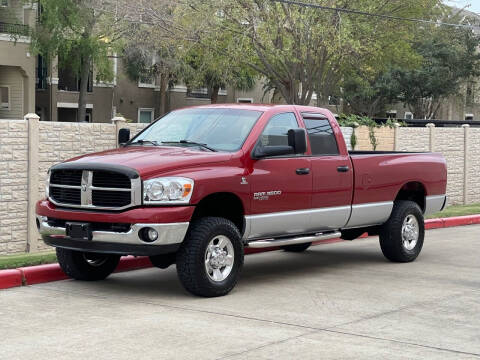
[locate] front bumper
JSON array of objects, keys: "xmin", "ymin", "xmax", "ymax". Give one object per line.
[{"xmin": 37, "ymin": 216, "xmax": 189, "ymax": 256}]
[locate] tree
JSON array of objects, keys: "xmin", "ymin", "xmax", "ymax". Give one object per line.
[
  {"xmin": 32, "ymin": 0, "xmax": 129, "ymax": 122},
  {"xmin": 182, "ymin": 0, "xmax": 439, "ymax": 105},
  {"xmin": 122, "ymin": 1, "xmax": 258, "ymax": 106},
  {"xmin": 178, "ymin": 39, "xmax": 257, "ymax": 103},
  {"xmin": 386, "ymin": 23, "xmax": 480, "ymax": 119}
]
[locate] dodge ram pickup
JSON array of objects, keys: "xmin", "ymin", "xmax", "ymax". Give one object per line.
[{"xmin": 36, "ymin": 104, "xmax": 447, "ymax": 297}]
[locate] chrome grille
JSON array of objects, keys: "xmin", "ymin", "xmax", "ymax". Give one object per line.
[{"xmin": 49, "ymin": 168, "xmax": 141, "ymax": 210}]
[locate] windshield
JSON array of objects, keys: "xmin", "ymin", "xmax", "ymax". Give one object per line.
[{"xmin": 131, "ymin": 108, "xmax": 263, "ymax": 152}]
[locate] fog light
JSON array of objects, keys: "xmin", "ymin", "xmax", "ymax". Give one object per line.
[
  {"xmin": 147, "ymin": 228, "xmax": 159, "ymax": 241},
  {"xmin": 140, "ymin": 227, "xmax": 159, "ymax": 243}
]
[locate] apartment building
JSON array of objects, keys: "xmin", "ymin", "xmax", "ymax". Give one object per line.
[{"xmin": 0, "ymin": 0, "xmax": 36, "ymax": 119}]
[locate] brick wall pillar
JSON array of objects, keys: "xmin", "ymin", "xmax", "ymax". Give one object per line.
[
  {"xmin": 112, "ymin": 115, "xmax": 127, "ymax": 147},
  {"xmin": 25, "ymin": 113, "xmax": 40, "ymax": 252},
  {"xmin": 426, "ymin": 123, "xmax": 435, "ymax": 151},
  {"xmin": 462, "ymin": 124, "xmax": 470, "ymax": 205}
]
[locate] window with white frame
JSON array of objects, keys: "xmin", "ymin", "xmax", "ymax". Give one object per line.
[
  {"xmin": 138, "ymin": 56, "xmax": 156, "ymax": 88},
  {"xmin": 237, "ymin": 98, "xmax": 253, "ymax": 103},
  {"xmin": 0, "ymin": 86, "xmax": 10, "ymax": 110},
  {"xmin": 138, "ymin": 108, "xmax": 154, "ymax": 123}
]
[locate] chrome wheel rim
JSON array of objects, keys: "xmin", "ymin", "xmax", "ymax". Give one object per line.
[
  {"xmin": 205, "ymin": 235, "xmax": 234, "ymax": 282},
  {"xmin": 83, "ymin": 253, "xmax": 108, "ymax": 267},
  {"xmin": 402, "ymin": 214, "xmax": 419, "ymax": 250}
]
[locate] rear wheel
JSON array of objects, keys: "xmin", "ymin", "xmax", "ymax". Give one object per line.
[
  {"xmin": 379, "ymin": 200, "xmax": 424, "ymax": 262},
  {"xmin": 282, "ymin": 242, "xmax": 312, "ymax": 252},
  {"xmin": 176, "ymin": 217, "xmax": 244, "ymax": 297},
  {"xmin": 56, "ymin": 248, "xmax": 120, "ymax": 281}
]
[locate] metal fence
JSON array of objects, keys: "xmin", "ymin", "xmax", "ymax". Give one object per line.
[{"xmin": 0, "ymin": 22, "xmax": 30, "ymax": 37}]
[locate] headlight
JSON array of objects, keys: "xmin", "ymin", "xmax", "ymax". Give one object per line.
[{"xmin": 143, "ymin": 177, "xmax": 194, "ymax": 204}]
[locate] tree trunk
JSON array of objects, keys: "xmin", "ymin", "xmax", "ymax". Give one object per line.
[
  {"xmin": 159, "ymin": 72, "xmax": 168, "ymax": 116},
  {"xmin": 78, "ymin": 55, "xmax": 91, "ymax": 122},
  {"xmin": 210, "ymin": 85, "xmax": 220, "ymax": 104}
]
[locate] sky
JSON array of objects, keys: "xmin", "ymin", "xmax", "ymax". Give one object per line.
[{"xmin": 445, "ymin": 0, "xmax": 480, "ymax": 13}]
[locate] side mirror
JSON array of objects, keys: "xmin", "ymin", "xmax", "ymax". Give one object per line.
[
  {"xmin": 288, "ymin": 128, "xmax": 307, "ymax": 154},
  {"xmin": 253, "ymin": 145, "xmax": 294, "ymax": 158},
  {"xmin": 118, "ymin": 128, "xmax": 130, "ymax": 146}
]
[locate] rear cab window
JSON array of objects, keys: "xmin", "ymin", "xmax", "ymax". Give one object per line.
[{"xmin": 301, "ymin": 113, "xmax": 339, "ymax": 156}]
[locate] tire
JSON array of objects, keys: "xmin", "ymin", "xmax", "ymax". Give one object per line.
[
  {"xmin": 56, "ymin": 248, "xmax": 120, "ymax": 281},
  {"xmin": 176, "ymin": 217, "xmax": 244, "ymax": 297},
  {"xmin": 149, "ymin": 253, "xmax": 176, "ymax": 269},
  {"xmin": 282, "ymin": 242, "xmax": 312, "ymax": 252},
  {"xmin": 379, "ymin": 200, "xmax": 424, "ymax": 263}
]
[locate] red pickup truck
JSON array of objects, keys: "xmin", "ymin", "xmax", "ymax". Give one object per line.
[{"xmin": 36, "ymin": 104, "xmax": 447, "ymax": 297}]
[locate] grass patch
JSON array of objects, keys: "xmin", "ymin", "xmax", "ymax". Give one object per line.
[
  {"xmin": 0, "ymin": 251, "xmax": 57, "ymax": 270},
  {"xmin": 427, "ymin": 203, "xmax": 480, "ymax": 219}
]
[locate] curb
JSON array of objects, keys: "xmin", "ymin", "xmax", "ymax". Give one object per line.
[{"xmin": 2, "ymin": 214, "xmax": 480, "ymax": 290}]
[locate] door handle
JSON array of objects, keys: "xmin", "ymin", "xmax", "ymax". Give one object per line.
[
  {"xmin": 337, "ymin": 166, "xmax": 349, "ymax": 173},
  {"xmin": 296, "ymin": 168, "xmax": 310, "ymax": 175}
]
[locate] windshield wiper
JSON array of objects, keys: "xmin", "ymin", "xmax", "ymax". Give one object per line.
[
  {"xmin": 162, "ymin": 140, "xmax": 217, "ymax": 152},
  {"xmin": 127, "ymin": 139, "xmax": 160, "ymax": 146}
]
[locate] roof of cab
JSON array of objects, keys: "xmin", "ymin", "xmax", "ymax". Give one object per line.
[{"xmin": 180, "ymin": 103, "xmax": 332, "ymax": 114}]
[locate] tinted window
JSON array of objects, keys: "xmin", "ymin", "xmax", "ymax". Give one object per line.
[
  {"xmin": 260, "ymin": 113, "xmax": 299, "ymax": 147},
  {"xmin": 303, "ymin": 118, "xmax": 339, "ymax": 155}
]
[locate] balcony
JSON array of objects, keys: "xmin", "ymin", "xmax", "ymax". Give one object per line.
[{"xmin": 0, "ymin": 22, "xmax": 30, "ymax": 37}]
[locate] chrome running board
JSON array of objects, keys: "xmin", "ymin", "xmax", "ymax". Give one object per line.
[{"xmin": 247, "ymin": 231, "xmax": 341, "ymax": 248}]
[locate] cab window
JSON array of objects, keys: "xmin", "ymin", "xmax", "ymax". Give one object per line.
[
  {"xmin": 260, "ymin": 113, "xmax": 299, "ymax": 147},
  {"xmin": 303, "ymin": 116, "xmax": 339, "ymax": 155}
]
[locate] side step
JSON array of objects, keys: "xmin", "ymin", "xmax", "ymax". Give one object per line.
[{"xmin": 247, "ymin": 231, "xmax": 341, "ymax": 249}]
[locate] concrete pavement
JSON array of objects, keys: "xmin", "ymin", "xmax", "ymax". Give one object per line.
[{"xmin": 1, "ymin": 225, "xmax": 479, "ymax": 359}]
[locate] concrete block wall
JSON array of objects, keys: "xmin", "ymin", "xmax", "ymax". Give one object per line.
[
  {"xmin": 435, "ymin": 128, "xmax": 465, "ymax": 205},
  {"xmin": 468, "ymin": 128, "xmax": 480, "ymax": 204},
  {"xmin": 353, "ymin": 126, "xmax": 395, "ymax": 151},
  {"xmin": 0, "ymin": 120, "xmax": 28, "ymax": 254}
]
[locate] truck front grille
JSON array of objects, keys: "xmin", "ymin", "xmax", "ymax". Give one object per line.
[{"xmin": 49, "ymin": 168, "xmax": 141, "ymax": 210}]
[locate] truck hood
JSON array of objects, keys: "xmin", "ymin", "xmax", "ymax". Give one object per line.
[{"xmin": 64, "ymin": 146, "xmax": 233, "ymax": 178}]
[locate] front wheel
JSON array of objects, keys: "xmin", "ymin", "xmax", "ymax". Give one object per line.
[
  {"xmin": 56, "ymin": 248, "xmax": 120, "ymax": 281},
  {"xmin": 176, "ymin": 217, "xmax": 244, "ymax": 297},
  {"xmin": 379, "ymin": 200, "xmax": 424, "ymax": 262}
]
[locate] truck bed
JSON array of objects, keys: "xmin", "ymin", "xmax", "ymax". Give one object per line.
[{"xmin": 348, "ymin": 151, "xmax": 447, "ymax": 205}]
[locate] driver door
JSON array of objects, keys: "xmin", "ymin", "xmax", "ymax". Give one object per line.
[{"xmin": 247, "ymin": 112, "xmax": 312, "ymax": 239}]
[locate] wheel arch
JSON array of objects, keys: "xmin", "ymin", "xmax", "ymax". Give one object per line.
[
  {"xmin": 395, "ymin": 181, "xmax": 426, "ymax": 212},
  {"xmin": 191, "ymin": 192, "xmax": 245, "ymax": 234}
]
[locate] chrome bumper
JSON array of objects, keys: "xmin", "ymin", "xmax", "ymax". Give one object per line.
[{"xmin": 36, "ymin": 216, "xmax": 189, "ymax": 246}]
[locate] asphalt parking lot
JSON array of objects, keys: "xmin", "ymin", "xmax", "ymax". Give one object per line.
[{"xmin": 1, "ymin": 225, "xmax": 479, "ymax": 359}]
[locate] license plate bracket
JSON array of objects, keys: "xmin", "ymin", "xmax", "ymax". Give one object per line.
[{"xmin": 66, "ymin": 222, "xmax": 92, "ymax": 241}]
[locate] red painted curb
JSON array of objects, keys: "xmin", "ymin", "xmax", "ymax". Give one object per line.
[
  {"xmin": 19, "ymin": 263, "xmax": 68, "ymax": 286},
  {"xmin": 442, "ymin": 215, "xmax": 480, "ymax": 227},
  {"xmin": 0, "ymin": 269, "xmax": 23, "ymax": 289},
  {"xmin": 2, "ymin": 214, "xmax": 480, "ymax": 290}
]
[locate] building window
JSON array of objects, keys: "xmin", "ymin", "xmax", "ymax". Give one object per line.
[
  {"xmin": 138, "ymin": 108, "xmax": 154, "ymax": 123},
  {"xmin": 58, "ymin": 54, "xmax": 93, "ymax": 92},
  {"xmin": 138, "ymin": 56, "xmax": 156, "ymax": 88},
  {"xmin": 0, "ymin": 86, "xmax": 10, "ymax": 110},
  {"xmin": 237, "ymin": 98, "xmax": 253, "ymax": 103},
  {"xmin": 36, "ymin": 55, "xmax": 47, "ymax": 90},
  {"xmin": 465, "ymin": 113, "xmax": 474, "ymax": 121},
  {"xmin": 0, "ymin": 0, "xmax": 8, "ymax": 7}
]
